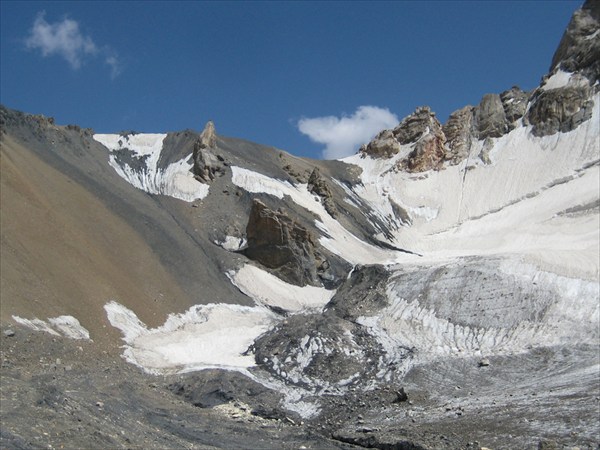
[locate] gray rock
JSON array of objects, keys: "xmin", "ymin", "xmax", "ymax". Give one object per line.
[
  {"xmin": 393, "ymin": 106, "xmax": 438, "ymax": 145},
  {"xmin": 478, "ymin": 138, "xmax": 494, "ymax": 165},
  {"xmin": 393, "ymin": 388, "xmax": 408, "ymax": 403},
  {"xmin": 307, "ymin": 167, "xmax": 338, "ymax": 218},
  {"xmin": 192, "ymin": 121, "xmax": 226, "ymax": 183},
  {"xmin": 443, "ymin": 105, "xmax": 475, "ymax": 165},
  {"xmin": 538, "ymin": 439, "xmax": 559, "ymax": 450},
  {"xmin": 500, "ymin": 86, "xmax": 529, "ymax": 125},
  {"xmin": 476, "ymin": 93, "xmax": 509, "ymax": 139},
  {"xmin": 550, "ymin": 0, "xmax": 600, "ymax": 82},
  {"xmin": 243, "ymin": 199, "xmax": 324, "ymax": 286},
  {"xmin": 359, "ymin": 129, "xmax": 401, "ymax": 159},
  {"xmin": 478, "ymin": 358, "xmax": 490, "ymax": 367},
  {"xmin": 525, "ymin": 84, "xmax": 594, "ymax": 137},
  {"xmin": 3, "ymin": 329, "xmax": 15, "ymax": 337},
  {"xmin": 253, "ymin": 312, "xmax": 386, "ymax": 390}
]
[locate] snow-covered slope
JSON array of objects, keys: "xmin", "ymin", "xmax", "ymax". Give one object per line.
[
  {"xmin": 93, "ymin": 133, "xmax": 209, "ymax": 202},
  {"xmin": 342, "ymin": 93, "xmax": 599, "ymax": 279}
]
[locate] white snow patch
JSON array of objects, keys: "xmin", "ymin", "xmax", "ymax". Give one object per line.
[
  {"xmin": 229, "ymin": 264, "xmax": 335, "ymax": 312},
  {"xmin": 215, "ymin": 235, "xmax": 247, "ymax": 251},
  {"xmin": 12, "ymin": 315, "xmax": 90, "ymax": 340},
  {"xmin": 47, "ymin": 316, "xmax": 91, "ymax": 340},
  {"xmin": 540, "ymin": 70, "xmax": 590, "ymax": 92},
  {"xmin": 230, "ymin": 166, "xmax": 291, "ymax": 199},
  {"xmin": 93, "ymin": 133, "xmax": 209, "ymax": 202},
  {"xmin": 104, "ymin": 301, "xmax": 276, "ymax": 373},
  {"xmin": 541, "ymin": 70, "xmax": 573, "ymax": 91}
]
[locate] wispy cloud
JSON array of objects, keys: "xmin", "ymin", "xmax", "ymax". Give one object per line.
[
  {"xmin": 298, "ymin": 106, "xmax": 398, "ymax": 159},
  {"xmin": 25, "ymin": 12, "xmax": 122, "ymax": 78}
]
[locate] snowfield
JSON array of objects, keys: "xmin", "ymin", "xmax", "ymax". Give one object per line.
[
  {"xmin": 341, "ymin": 93, "xmax": 600, "ymax": 279},
  {"xmin": 229, "ymin": 264, "xmax": 335, "ymax": 312},
  {"xmin": 104, "ymin": 301, "xmax": 277, "ymax": 373},
  {"xmin": 93, "ymin": 133, "xmax": 209, "ymax": 202}
]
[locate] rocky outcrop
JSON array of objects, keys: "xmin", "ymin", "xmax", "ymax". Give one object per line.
[
  {"xmin": 443, "ymin": 106, "xmax": 475, "ymax": 165},
  {"xmin": 244, "ymin": 199, "xmax": 327, "ymax": 286},
  {"xmin": 359, "ymin": 129, "xmax": 401, "ymax": 158},
  {"xmin": 500, "ymin": 86, "xmax": 529, "ymax": 125},
  {"xmin": 526, "ymin": 82, "xmax": 594, "ymax": 137},
  {"xmin": 253, "ymin": 312, "xmax": 385, "ymax": 390},
  {"xmin": 361, "ymin": 107, "xmax": 447, "ymax": 172},
  {"xmin": 399, "ymin": 107, "xmax": 447, "ymax": 172},
  {"xmin": 475, "ymin": 93, "xmax": 509, "ymax": 139},
  {"xmin": 192, "ymin": 121, "xmax": 226, "ymax": 183},
  {"xmin": 393, "ymin": 106, "xmax": 439, "ymax": 145},
  {"xmin": 307, "ymin": 167, "xmax": 338, "ymax": 218},
  {"xmin": 252, "ymin": 265, "xmax": 411, "ymax": 391},
  {"xmin": 550, "ymin": 0, "xmax": 600, "ymax": 82},
  {"xmin": 523, "ymin": 1, "xmax": 598, "ymax": 137}
]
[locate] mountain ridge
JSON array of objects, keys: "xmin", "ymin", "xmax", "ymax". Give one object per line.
[{"xmin": 1, "ymin": 2, "xmax": 599, "ymax": 448}]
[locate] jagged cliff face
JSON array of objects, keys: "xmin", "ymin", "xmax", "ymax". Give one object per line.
[
  {"xmin": 360, "ymin": 1, "xmax": 598, "ymax": 172},
  {"xmin": 1, "ymin": 3, "xmax": 599, "ymax": 449}
]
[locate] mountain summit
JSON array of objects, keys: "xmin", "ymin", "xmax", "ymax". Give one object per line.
[{"xmin": 1, "ymin": 2, "xmax": 599, "ymax": 448}]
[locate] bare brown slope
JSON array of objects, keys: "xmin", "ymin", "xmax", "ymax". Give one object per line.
[{"xmin": 0, "ymin": 135, "xmax": 195, "ymax": 347}]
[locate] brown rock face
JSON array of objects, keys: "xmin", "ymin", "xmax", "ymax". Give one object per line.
[
  {"xmin": 360, "ymin": 106, "xmax": 447, "ymax": 172},
  {"xmin": 393, "ymin": 106, "xmax": 439, "ymax": 145},
  {"xmin": 307, "ymin": 167, "xmax": 337, "ymax": 218},
  {"xmin": 244, "ymin": 199, "xmax": 325, "ymax": 286},
  {"xmin": 443, "ymin": 105, "xmax": 475, "ymax": 165},
  {"xmin": 193, "ymin": 121, "xmax": 225, "ymax": 183},
  {"xmin": 359, "ymin": 129, "xmax": 401, "ymax": 158},
  {"xmin": 397, "ymin": 107, "xmax": 447, "ymax": 172}
]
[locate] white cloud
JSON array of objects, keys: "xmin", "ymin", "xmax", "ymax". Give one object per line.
[
  {"xmin": 297, "ymin": 106, "xmax": 399, "ymax": 159},
  {"xmin": 25, "ymin": 12, "xmax": 121, "ymax": 78},
  {"xmin": 105, "ymin": 54, "xmax": 121, "ymax": 79}
]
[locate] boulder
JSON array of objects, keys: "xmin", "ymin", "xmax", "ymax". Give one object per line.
[{"xmin": 244, "ymin": 199, "xmax": 324, "ymax": 286}]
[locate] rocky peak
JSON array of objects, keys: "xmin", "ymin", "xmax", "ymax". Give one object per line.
[
  {"xmin": 392, "ymin": 106, "xmax": 441, "ymax": 145},
  {"xmin": 524, "ymin": 1, "xmax": 598, "ymax": 137},
  {"xmin": 550, "ymin": 0, "xmax": 600, "ymax": 82},
  {"xmin": 475, "ymin": 93, "xmax": 509, "ymax": 139},
  {"xmin": 396, "ymin": 107, "xmax": 447, "ymax": 172},
  {"xmin": 359, "ymin": 129, "xmax": 401, "ymax": 159},
  {"xmin": 192, "ymin": 120, "xmax": 226, "ymax": 183},
  {"xmin": 244, "ymin": 199, "xmax": 327, "ymax": 287},
  {"xmin": 360, "ymin": 106, "xmax": 447, "ymax": 172},
  {"xmin": 199, "ymin": 120, "xmax": 216, "ymax": 149},
  {"xmin": 443, "ymin": 105, "xmax": 475, "ymax": 165}
]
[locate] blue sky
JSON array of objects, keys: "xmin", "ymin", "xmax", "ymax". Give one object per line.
[{"xmin": 1, "ymin": 1, "xmax": 580, "ymax": 159}]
